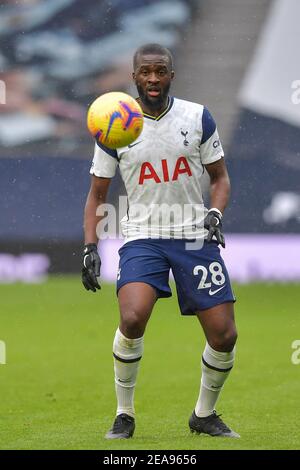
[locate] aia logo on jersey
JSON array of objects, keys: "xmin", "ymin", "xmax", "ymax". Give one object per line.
[{"xmin": 139, "ymin": 156, "xmax": 192, "ymax": 184}]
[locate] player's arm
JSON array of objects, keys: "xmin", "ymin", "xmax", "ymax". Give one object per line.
[
  {"xmin": 200, "ymin": 106, "xmax": 229, "ymax": 248},
  {"xmin": 82, "ymin": 175, "xmax": 111, "ymax": 292},
  {"xmin": 204, "ymin": 157, "xmax": 230, "ymax": 248},
  {"xmin": 84, "ymin": 175, "xmax": 111, "ymax": 244},
  {"xmin": 205, "ymin": 157, "xmax": 230, "ymax": 214},
  {"xmin": 82, "ymin": 139, "xmax": 118, "ymax": 292}
]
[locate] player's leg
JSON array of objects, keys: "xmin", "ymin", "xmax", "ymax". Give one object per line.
[
  {"xmin": 189, "ymin": 301, "xmax": 239, "ymax": 437},
  {"xmin": 118, "ymin": 281, "xmax": 157, "ymax": 338},
  {"xmin": 168, "ymin": 240, "xmax": 238, "ymax": 437},
  {"xmin": 105, "ymin": 240, "xmax": 171, "ymax": 439},
  {"xmin": 106, "ymin": 282, "xmax": 157, "ymax": 439},
  {"xmin": 195, "ymin": 302, "xmax": 237, "ymax": 415}
]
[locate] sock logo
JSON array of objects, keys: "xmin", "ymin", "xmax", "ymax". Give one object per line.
[{"xmin": 118, "ymin": 378, "xmax": 132, "ymax": 384}]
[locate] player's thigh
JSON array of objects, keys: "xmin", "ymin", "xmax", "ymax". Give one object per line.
[
  {"xmin": 196, "ymin": 302, "xmax": 237, "ymax": 352},
  {"xmin": 118, "ymin": 282, "xmax": 158, "ymax": 337},
  {"xmin": 170, "ymin": 240, "xmax": 235, "ymax": 314},
  {"xmin": 117, "ymin": 240, "xmax": 172, "ymax": 300}
]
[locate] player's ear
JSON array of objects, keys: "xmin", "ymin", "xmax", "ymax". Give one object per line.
[
  {"xmin": 171, "ymin": 70, "xmax": 175, "ymax": 80},
  {"xmin": 132, "ymin": 72, "xmax": 136, "ymax": 81}
]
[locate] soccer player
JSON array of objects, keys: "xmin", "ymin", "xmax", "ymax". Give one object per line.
[{"xmin": 82, "ymin": 43, "xmax": 239, "ymax": 439}]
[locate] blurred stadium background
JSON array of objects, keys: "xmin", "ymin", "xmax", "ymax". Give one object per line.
[
  {"xmin": 0, "ymin": 0, "xmax": 300, "ymax": 448},
  {"xmin": 0, "ymin": 0, "xmax": 299, "ymax": 281}
]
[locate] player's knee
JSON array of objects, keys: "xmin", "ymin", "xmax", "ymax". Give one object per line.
[
  {"xmin": 210, "ymin": 327, "xmax": 237, "ymax": 352},
  {"xmin": 120, "ymin": 310, "xmax": 146, "ymax": 338}
]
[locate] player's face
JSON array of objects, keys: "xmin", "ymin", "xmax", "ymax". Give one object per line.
[{"xmin": 133, "ymin": 54, "xmax": 174, "ymax": 112}]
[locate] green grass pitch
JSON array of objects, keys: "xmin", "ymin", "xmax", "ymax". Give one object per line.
[{"xmin": 0, "ymin": 277, "xmax": 299, "ymax": 450}]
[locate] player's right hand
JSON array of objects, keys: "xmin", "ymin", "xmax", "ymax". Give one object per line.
[
  {"xmin": 82, "ymin": 243, "xmax": 101, "ymax": 292},
  {"xmin": 204, "ymin": 209, "xmax": 226, "ymax": 248}
]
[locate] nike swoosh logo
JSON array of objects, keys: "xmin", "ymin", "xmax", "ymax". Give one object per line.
[
  {"xmin": 209, "ymin": 285, "xmax": 225, "ymax": 296},
  {"xmin": 128, "ymin": 140, "xmax": 143, "ymax": 148}
]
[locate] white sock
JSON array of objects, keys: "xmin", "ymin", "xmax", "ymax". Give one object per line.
[
  {"xmin": 113, "ymin": 328, "xmax": 144, "ymax": 418},
  {"xmin": 195, "ymin": 342, "xmax": 235, "ymax": 418}
]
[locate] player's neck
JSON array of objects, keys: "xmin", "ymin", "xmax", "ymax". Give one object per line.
[{"xmin": 137, "ymin": 96, "xmax": 169, "ymax": 118}]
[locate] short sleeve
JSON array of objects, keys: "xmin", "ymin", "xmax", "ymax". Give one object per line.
[
  {"xmin": 90, "ymin": 142, "xmax": 119, "ymax": 178},
  {"xmin": 200, "ymin": 107, "xmax": 224, "ymax": 165}
]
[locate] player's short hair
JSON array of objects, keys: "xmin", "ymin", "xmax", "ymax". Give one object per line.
[{"xmin": 133, "ymin": 43, "xmax": 174, "ymax": 71}]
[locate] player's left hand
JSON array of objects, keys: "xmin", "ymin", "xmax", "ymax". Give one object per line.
[
  {"xmin": 204, "ymin": 209, "xmax": 225, "ymax": 248},
  {"xmin": 82, "ymin": 243, "xmax": 101, "ymax": 292}
]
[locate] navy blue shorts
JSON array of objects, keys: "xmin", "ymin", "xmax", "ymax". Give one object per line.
[{"xmin": 117, "ymin": 239, "xmax": 235, "ymax": 315}]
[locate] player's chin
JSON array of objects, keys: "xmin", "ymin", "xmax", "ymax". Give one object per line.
[{"xmin": 146, "ymin": 93, "xmax": 164, "ymax": 108}]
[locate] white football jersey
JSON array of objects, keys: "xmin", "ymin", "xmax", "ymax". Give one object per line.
[{"xmin": 90, "ymin": 97, "xmax": 224, "ymax": 240}]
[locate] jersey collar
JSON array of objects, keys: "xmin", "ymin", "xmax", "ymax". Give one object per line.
[{"xmin": 141, "ymin": 96, "xmax": 174, "ymax": 121}]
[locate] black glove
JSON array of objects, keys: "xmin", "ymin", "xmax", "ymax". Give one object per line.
[
  {"xmin": 82, "ymin": 243, "xmax": 101, "ymax": 292},
  {"xmin": 204, "ymin": 209, "xmax": 225, "ymax": 248}
]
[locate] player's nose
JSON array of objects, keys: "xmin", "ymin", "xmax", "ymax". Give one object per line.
[{"xmin": 147, "ymin": 72, "xmax": 159, "ymax": 83}]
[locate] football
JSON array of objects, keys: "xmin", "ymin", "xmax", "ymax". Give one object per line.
[{"xmin": 87, "ymin": 91, "xmax": 144, "ymax": 149}]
